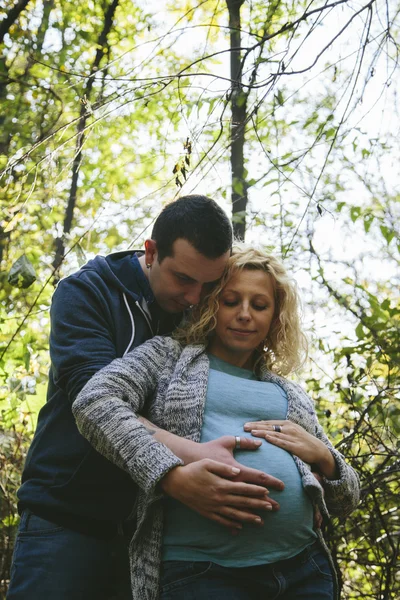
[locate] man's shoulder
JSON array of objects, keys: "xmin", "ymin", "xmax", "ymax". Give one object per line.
[
  {"xmin": 51, "ymin": 268, "xmax": 113, "ymax": 310},
  {"xmin": 55, "ymin": 259, "xmax": 108, "ymax": 290},
  {"xmin": 56, "ymin": 251, "xmax": 141, "ymax": 286},
  {"xmin": 54, "ymin": 252, "xmax": 141, "ymax": 299}
]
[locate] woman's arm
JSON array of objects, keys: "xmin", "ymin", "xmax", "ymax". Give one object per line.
[
  {"xmin": 72, "ymin": 336, "xmax": 184, "ymax": 494},
  {"xmin": 244, "ymin": 420, "xmax": 338, "ymax": 479},
  {"xmin": 244, "ymin": 394, "xmax": 360, "ymax": 517}
]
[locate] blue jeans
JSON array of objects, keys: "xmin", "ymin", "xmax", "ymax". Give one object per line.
[
  {"xmin": 7, "ymin": 510, "xmax": 132, "ymax": 600},
  {"xmin": 160, "ymin": 541, "xmax": 334, "ymax": 600}
]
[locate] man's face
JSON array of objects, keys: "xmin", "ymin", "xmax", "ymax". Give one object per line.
[{"xmin": 145, "ymin": 238, "xmax": 230, "ymax": 313}]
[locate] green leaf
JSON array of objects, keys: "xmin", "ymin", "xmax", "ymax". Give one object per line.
[
  {"xmin": 363, "ymin": 214, "xmax": 374, "ymax": 233},
  {"xmin": 276, "ymin": 90, "xmax": 284, "ymax": 106},
  {"xmin": 355, "ymin": 322, "xmax": 364, "ymax": 339},
  {"xmin": 350, "ymin": 206, "xmax": 361, "ymax": 223},
  {"xmin": 303, "ymin": 113, "xmax": 318, "ymax": 128},
  {"xmin": 23, "ymin": 346, "xmax": 31, "ymax": 371},
  {"xmin": 236, "ymin": 91, "xmax": 247, "ymax": 108},
  {"xmin": 380, "ymin": 225, "xmax": 395, "ymax": 244},
  {"xmin": 262, "ymin": 178, "xmax": 279, "ymax": 187},
  {"xmin": 232, "ymin": 179, "xmax": 244, "ymax": 196},
  {"xmin": 232, "ymin": 211, "xmax": 246, "ymax": 224},
  {"xmin": 8, "ymin": 255, "xmax": 36, "ymax": 289}
]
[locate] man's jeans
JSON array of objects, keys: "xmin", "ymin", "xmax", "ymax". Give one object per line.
[
  {"xmin": 7, "ymin": 510, "xmax": 132, "ymax": 600},
  {"xmin": 161, "ymin": 540, "xmax": 335, "ymax": 600}
]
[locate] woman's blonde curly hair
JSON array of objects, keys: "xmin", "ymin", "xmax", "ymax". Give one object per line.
[{"xmin": 174, "ymin": 245, "xmax": 308, "ymax": 376}]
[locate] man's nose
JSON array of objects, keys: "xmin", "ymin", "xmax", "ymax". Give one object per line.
[{"xmin": 184, "ymin": 284, "xmax": 203, "ymax": 306}]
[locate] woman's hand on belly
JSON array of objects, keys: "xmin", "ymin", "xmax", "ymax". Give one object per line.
[{"xmin": 244, "ymin": 420, "xmax": 338, "ymax": 480}]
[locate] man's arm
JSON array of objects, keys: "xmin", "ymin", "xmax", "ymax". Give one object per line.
[{"xmin": 50, "ymin": 272, "xmax": 122, "ymax": 401}]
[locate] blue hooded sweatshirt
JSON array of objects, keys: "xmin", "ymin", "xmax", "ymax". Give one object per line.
[{"xmin": 18, "ymin": 251, "xmax": 181, "ymax": 539}]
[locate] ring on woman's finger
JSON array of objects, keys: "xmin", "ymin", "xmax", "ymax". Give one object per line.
[
  {"xmin": 235, "ymin": 435, "xmax": 241, "ymax": 449},
  {"xmin": 272, "ymin": 425, "xmax": 282, "ymax": 433}
]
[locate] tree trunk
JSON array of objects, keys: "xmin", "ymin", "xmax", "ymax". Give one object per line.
[
  {"xmin": 0, "ymin": 0, "xmax": 32, "ymax": 45},
  {"xmin": 52, "ymin": 0, "xmax": 120, "ymax": 275},
  {"xmin": 226, "ymin": 0, "xmax": 248, "ymax": 241},
  {"xmin": 0, "ymin": 0, "xmax": 34, "ymax": 152}
]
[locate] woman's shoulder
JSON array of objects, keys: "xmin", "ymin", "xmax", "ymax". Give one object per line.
[
  {"xmin": 140, "ymin": 337, "xmax": 207, "ymax": 366},
  {"xmin": 148, "ymin": 335, "xmax": 181, "ymax": 351},
  {"xmin": 124, "ymin": 336, "xmax": 182, "ymax": 368},
  {"xmin": 260, "ymin": 368, "xmax": 315, "ymax": 410}
]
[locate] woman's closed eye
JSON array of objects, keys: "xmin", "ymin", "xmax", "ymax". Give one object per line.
[
  {"xmin": 221, "ymin": 299, "xmax": 269, "ymax": 311},
  {"xmin": 253, "ymin": 304, "xmax": 268, "ymax": 311},
  {"xmin": 222, "ymin": 300, "xmax": 238, "ymax": 307}
]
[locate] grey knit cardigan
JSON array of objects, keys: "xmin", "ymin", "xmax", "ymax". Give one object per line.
[{"xmin": 73, "ymin": 336, "xmax": 360, "ymax": 600}]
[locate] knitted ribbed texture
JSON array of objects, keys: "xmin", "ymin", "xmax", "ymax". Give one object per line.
[{"xmin": 73, "ymin": 337, "xmax": 360, "ymax": 600}]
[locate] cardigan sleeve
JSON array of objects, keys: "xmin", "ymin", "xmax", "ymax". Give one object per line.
[
  {"xmin": 292, "ymin": 382, "xmax": 360, "ymax": 516},
  {"xmin": 315, "ymin": 421, "xmax": 360, "ymax": 516},
  {"xmin": 72, "ymin": 336, "xmax": 183, "ymax": 495}
]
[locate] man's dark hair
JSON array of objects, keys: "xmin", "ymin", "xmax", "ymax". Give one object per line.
[{"xmin": 151, "ymin": 195, "xmax": 232, "ymax": 262}]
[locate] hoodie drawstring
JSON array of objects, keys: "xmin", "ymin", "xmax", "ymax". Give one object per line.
[
  {"xmin": 122, "ymin": 294, "xmax": 136, "ymax": 356},
  {"xmin": 122, "ymin": 293, "xmax": 154, "ymax": 356}
]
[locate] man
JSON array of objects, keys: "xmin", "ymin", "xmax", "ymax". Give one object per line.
[{"xmin": 7, "ymin": 195, "xmax": 283, "ymax": 600}]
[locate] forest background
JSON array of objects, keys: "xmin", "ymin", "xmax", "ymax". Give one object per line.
[{"xmin": 0, "ymin": 0, "xmax": 399, "ymax": 598}]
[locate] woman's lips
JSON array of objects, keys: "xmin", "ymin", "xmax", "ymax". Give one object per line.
[{"xmin": 229, "ymin": 328, "xmax": 256, "ymax": 336}]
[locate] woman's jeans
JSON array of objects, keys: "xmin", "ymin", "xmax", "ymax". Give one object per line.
[
  {"xmin": 7, "ymin": 510, "xmax": 132, "ymax": 600},
  {"xmin": 161, "ymin": 540, "xmax": 334, "ymax": 600}
]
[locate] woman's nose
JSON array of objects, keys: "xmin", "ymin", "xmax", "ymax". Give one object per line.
[{"xmin": 237, "ymin": 304, "xmax": 251, "ymax": 320}]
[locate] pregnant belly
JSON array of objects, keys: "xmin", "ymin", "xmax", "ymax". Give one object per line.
[
  {"xmin": 162, "ymin": 439, "xmax": 316, "ymax": 566},
  {"xmin": 233, "ymin": 438, "xmax": 314, "ymax": 533}
]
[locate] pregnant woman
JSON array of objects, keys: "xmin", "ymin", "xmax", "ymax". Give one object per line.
[{"xmin": 73, "ymin": 246, "xmax": 359, "ymax": 600}]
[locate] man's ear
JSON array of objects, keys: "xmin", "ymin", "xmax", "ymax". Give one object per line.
[{"xmin": 144, "ymin": 239, "xmax": 158, "ymax": 266}]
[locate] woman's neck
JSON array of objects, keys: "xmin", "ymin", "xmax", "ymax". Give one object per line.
[{"xmin": 207, "ymin": 344, "xmax": 255, "ymax": 370}]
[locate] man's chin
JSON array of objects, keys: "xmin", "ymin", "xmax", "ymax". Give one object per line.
[
  {"xmin": 172, "ymin": 300, "xmax": 189, "ymax": 313},
  {"xmin": 160, "ymin": 299, "xmax": 186, "ymax": 314}
]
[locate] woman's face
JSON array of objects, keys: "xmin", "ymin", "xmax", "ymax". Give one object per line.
[{"xmin": 208, "ymin": 268, "xmax": 276, "ymax": 368}]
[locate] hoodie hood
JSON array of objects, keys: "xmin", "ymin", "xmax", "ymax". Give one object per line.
[{"xmin": 80, "ymin": 250, "xmax": 154, "ymax": 304}]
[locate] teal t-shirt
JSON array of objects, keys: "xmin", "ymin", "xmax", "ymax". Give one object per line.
[{"xmin": 162, "ymin": 355, "xmax": 316, "ymax": 566}]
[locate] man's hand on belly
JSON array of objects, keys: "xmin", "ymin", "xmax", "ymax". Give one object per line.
[
  {"xmin": 160, "ymin": 458, "xmax": 281, "ymax": 532},
  {"xmin": 190, "ymin": 435, "xmax": 284, "ymax": 499}
]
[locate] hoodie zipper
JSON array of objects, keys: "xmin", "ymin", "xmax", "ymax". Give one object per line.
[{"xmin": 122, "ymin": 294, "xmax": 154, "ymax": 356}]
